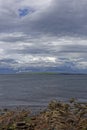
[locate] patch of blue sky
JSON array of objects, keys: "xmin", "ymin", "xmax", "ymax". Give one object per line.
[{"xmin": 18, "ymin": 7, "xmax": 35, "ymax": 17}]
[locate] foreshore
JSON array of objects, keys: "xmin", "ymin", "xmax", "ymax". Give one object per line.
[{"xmin": 0, "ymin": 98, "xmax": 87, "ymax": 130}]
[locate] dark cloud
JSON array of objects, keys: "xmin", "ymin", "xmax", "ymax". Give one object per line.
[
  {"xmin": 0, "ymin": 58, "xmax": 18, "ymax": 68},
  {"xmin": 29, "ymin": 0, "xmax": 87, "ymax": 37},
  {"xmin": 0, "ymin": 0, "xmax": 87, "ymax": 37},
  {"xmin": 59, "ymin": 45, "xmax": 87, "ymax": 53},
  {"xmin": 0, "ymin": 59, "xmax": 16, "ymax": 63}
]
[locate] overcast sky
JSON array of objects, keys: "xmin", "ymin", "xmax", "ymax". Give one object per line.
[{"xmin": 0, "ymin": 0, "xmax": 87, "ymax": 73}]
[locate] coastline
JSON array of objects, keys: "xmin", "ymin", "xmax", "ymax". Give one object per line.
[{"xmin": 0, "ymin": 99, "xmax": 87, "ymax": 130}]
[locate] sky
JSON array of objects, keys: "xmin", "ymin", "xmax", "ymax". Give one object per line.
[{"xmin": 0, "ymin": 0, "xmax": 87, "ymax": 73}]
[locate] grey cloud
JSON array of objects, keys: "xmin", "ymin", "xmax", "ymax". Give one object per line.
[
  {"xmin": 0, "ymin": 0, "xmax": 87, "ymax": 37},
  {"xmin": 14, "ymin": 48, "xmax": 52, "ymax": 55},
  {"xmin": 29, "ymin": 0, "xmax": 87, "ymax": 37},
  {"xmin": 7, "ymin": 44, "xmax": 55, "ymax": 55},
  {"xmin": 59, "ymin": 45, "xmax": 87, "ymax": 53},
  {"xmin": 0, "ymin": 0, "xmax": 87, "ymax": 72},
  {"xmin": 0, "ymin": 58, "xmax": 18, "ymax": 68},
  {"xmin": 0, "ymin": 59, "xmax": 16, "ymax": 63},
  {"xmin": 8, "ymin": 44, "xmax": 87, "ymax": 56},
  {"xmin": 0, "ymin": 35, "xmax": 28, "ymax": 43}
]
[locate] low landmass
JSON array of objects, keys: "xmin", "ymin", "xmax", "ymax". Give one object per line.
[{"xmin": 16, "ymin": 71, "xmax": 87, "ymax": 75}]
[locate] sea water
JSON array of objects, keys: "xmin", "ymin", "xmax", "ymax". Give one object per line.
[{"xmin": 0, "ymin": 74, "xmax": 87, "ymax": 108}]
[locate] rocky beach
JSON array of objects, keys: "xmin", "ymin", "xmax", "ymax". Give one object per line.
[{"xmin": 0, "ymin": 99, "xmax": 87, "ymax": 130}]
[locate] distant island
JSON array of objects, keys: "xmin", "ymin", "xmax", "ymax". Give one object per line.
[{"xmin": 16, "ymin": 72, "xmax": 87, "ymax": 75}]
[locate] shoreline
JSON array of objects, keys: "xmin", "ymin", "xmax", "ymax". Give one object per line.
[{"xmin": 0, "ymin": 99, "xmax": 87, "ymax": 130}]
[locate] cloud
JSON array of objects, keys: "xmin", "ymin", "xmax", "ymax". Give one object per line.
[
  {"xmin": 0, "ymin": 35, "xmax": 87, "ymax": 71},
  {"xmin": 29, "ymin": 0, "xmax": 87, "ymax": 37},
  {"xmin": 0, "ymin": 0, "xmax": 87, "ymax": 36},
  {"xmin": 0, "ymin": 0, "xmax": 87, "ymax": 72}
]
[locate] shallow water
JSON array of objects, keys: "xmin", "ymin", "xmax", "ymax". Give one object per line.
[{"xmin": 0, "ymin": 74, "xmax": 87, "ymax": 107}]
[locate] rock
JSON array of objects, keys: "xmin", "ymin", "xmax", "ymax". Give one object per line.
[{"xmin": 16, "ymin": 122, "xmax": 28, "ymax": 129}]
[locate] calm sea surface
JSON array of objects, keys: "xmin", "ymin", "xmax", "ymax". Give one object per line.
[{"xmin": 0, "ymin": 74, "xmax": 87, "ymax": 108}]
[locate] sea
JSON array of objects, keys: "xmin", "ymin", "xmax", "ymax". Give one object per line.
[{"xmin": 0, "ymin": 74, "xmax": 87, "ymax": 109}]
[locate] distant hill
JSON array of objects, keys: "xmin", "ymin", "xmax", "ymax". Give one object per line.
[{"xmin": 0, "ymin": 66, "xmax": 87, "ymax": 74}]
